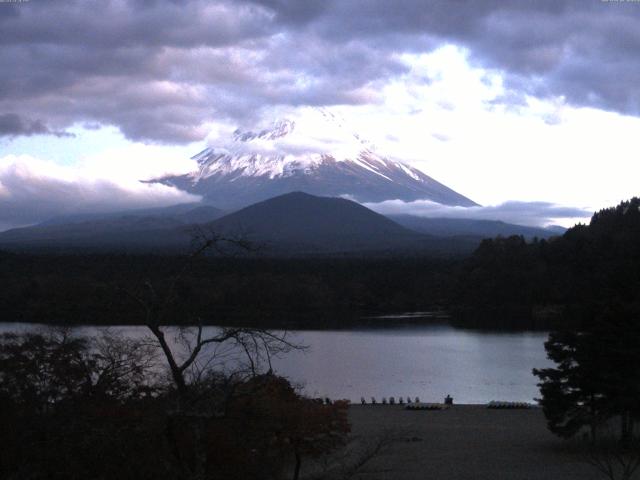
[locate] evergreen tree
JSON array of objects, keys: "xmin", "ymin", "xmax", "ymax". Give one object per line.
[
  {"xmin": 534, "ymin": 304, "xmax": 640, "ymax": 443},
  {"xmin": 533, "ymin": 330, "xmax": 607, "ymax": 440}
]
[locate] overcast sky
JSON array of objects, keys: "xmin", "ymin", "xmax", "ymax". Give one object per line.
[{"xmin": 1, "ymin": 0, "xmax": 640, "ymax": 229}]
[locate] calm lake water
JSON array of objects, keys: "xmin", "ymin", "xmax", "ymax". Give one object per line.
[{"xmin": 0, "ymin": 321, "xmax": 551, "ymax": 404}]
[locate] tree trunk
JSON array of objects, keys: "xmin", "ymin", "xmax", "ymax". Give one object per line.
[
  {"xmin": 165, "ymin": 414, "xmax": 186, "ymax": 473},
  {"xmin": 148, "ymin": 325, "xmax": 188, "ymax": 395},
  {"xmin": 620, "ymin": 411, "xmax": 632, "ymax": 447},
  {"xmin": 589, "ymin": 396, "xmax": 598, "ymax": 443},
  {"xmin": 192, "ymin": 419, "xmax": 207, "ymax": 480},
  {"xmin": 293, "ymin": 451, "xmax": 301, "ymax": 480}
]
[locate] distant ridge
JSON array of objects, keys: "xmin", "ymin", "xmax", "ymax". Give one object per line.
[
  {"xmin": 39, "ymin": 203, "xmax": 224, "ymax": 227},
  {"xmin": 389, "ymin": 215, "xmax": 565, "ymax": 240},
  {"xmin": 0, "ymin": 192, "xmax": 479, "ymax": 256},
  {"xmin": 0, "ymin": 203, "xmax": 225, "ymax": 251}
]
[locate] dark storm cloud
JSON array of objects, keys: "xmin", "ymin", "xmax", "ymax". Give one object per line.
[
  {"xmin": 249, "ymin": 0, "xmax": 329, "ymax": 25},
  {"xmin": 2, "ymin": 0, "xmax": 640, "ymax": 143},
  {"xmin": 251, "ymin": 0, "xmax": 640, "ymax": 114},
  {"xmin": 0, "ymin": 0, "xmax": 276, "ymax": 143},
  {"xmin": 0, "ymin": 0, "xmax": 269, "ymax": 49},
  {"xmin": 0, "ymin": 113, "xmax": 73, "ymax": 138}
]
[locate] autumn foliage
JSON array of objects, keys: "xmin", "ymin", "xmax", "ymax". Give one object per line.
[{"xmin": 0, "ymin": 331, "xmax": 350, "ymax": 480}]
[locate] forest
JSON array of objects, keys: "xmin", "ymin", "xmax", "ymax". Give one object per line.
[
  {"xmin": 1, "ymin": 198, "xmax": 640, "ymax": 479},
  {"xmin": 1, "ymin": 198, "xmax": 639, "ymax": 331}
]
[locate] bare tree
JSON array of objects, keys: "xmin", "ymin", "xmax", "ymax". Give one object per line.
[
  {"xmin": 585, "ymin": 424, "xmax": 640, "ymax": 480},
  {"xmin": 121, "ymin": 230, "xmax": 297, "ymax": 392},
  {"xmin": 90, "ymin": 328, "xmax": 161, "ymax": 399},
  {"xmin": 120, "ymin": 230, "xmax": 304, "ymax": 480}
]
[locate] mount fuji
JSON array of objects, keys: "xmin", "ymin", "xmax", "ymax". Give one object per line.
[{"xmin": 155, "ymin": 111, "xmax": 477, "ymax": 210}]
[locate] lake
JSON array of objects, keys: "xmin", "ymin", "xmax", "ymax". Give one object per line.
[{"xmin": 0, "ymin": 320, "xmax": 551, "ymax": 404}]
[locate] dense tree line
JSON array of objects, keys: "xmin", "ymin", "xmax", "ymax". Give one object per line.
[
  {"xmin": 453, "ymin": 198, "xmax": 640, "ymax": 329},
  {"xmin": 1, "ymin": 198, "xmax": 639, "ymax": 331},
  {"xmin": 524, "ymin": 199, "xmax": 640, "ymax": 465},
  {"xmin": 0, "ymin": 254, "xmax": 457, "ymax": 327}
]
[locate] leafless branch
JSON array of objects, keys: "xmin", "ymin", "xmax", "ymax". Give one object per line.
[
  {"xmin": 584, "ymin": 428, "xmax": 640, "ymax": 480},
  {"xmin": 116, "ymin": 230, "xmax": 305, "ymax": 405}
]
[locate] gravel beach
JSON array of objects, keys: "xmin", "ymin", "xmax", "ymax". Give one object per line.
[{"xmin": 345, "ymin": 404, "xmax": 602, "ymax": 480}]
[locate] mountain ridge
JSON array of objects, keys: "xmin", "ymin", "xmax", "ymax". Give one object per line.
[
  {"xmin": 389, "ymin": 215, "xmax": 565, "ymax": 240},
  {"xmin": 204, "ymin": 191, "xmax": 425, "ymax": 253},
  {"xmin": 154, "ymin": 113, "xmax": 477, "ymax": 210},
  {"xmin": 0, "ymin": 192, "xmax": 478, "ymax": 255}
]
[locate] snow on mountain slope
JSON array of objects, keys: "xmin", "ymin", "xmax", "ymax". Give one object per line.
[{"xmin": 156, "ymin": 109, "xmax": 477, "ymax": 209}]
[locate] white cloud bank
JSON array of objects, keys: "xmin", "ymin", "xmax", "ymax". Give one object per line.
[
  {"xmin": 0, "ymin": 153, "xmax": 199, "ymax": 231},
  {"xmin": 365, "ymin": 199, "xmax": 593, "ymax": 228}
]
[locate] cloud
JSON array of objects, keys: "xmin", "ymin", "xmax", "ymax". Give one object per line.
[
  {"xmin": 206, "ymin": 108, "xmax": 376, "ymax": 161},
  {"xmin": 0, "ymin": 113, "xmax": 74, "ymax": 138},
  {"xmin": 364, "ymin": 199, "xmax": 593, "ymax": 228},
  {"xmin": 0, "ymin": 0, "xmax": 274, "ymax": 143},
  {"xmin": 2, "ymin": 1, "xmax": 638, "ymax": 144},
  {"xmin": 0, "ymin": 154, "xmax": 199, "ymax": 231},
  {"xmin": 254, "ymin": 0, "xmax": 640, "ymax": 115}
]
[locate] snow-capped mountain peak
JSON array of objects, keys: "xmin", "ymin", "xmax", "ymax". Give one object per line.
[
  {"xmin": 232, "ymin": 119, "xmax": 296, "ymax": 142},
  {"xmin": 156, "ymin": 110, "xmax": 477, "ymax": 209},
  {"xmin": 190, "ymin": 111, "xmax": 407, "ymax": 181}
]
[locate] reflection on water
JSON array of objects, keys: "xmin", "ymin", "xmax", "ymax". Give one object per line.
[{"xmin": 0, "ymin": 322, "xmax": 550, "ymax": 404}]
